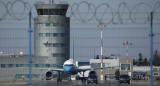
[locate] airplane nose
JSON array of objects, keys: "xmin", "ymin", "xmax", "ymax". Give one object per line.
[{"xmin": 64, "ymin": 66, "xmax": 73, "ymax": 72}]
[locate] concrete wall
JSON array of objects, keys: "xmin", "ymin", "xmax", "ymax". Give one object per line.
[
  {"xmin": 119, "ymin": 58, "xmax": 133, "ymax": 75},
  {"xmin": 90, "ymin": 59, "xmax": 119, "ymax": 67}
]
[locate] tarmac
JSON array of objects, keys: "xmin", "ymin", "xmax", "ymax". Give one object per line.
[{"xmin": 0, "ymin": 80, "xmax": 160, "ymax": 86}]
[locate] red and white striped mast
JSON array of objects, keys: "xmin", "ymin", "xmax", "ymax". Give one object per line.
[
  {"xmin": 98, "ymin": 21, "xmax": 106, "ymax": 80},
  {"xmin": 123, "ymin": 41, "xmax": 132, "ymax": 58},
  {"xmin": 123, "ymin": 41, "xmax": 132, "ymax": 74}
]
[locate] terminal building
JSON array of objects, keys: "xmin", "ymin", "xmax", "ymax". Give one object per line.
[
  {"xmin": 90, "ymin": 56, "xmax": 133, "ymax": 80},
  {"xmin": 90, "ymin": 56, "xmax": 160, "ymax": 80}
]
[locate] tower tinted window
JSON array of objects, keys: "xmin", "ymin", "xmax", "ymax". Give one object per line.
[
  {"xmin": 37, "ymin": 9, "xmax": 67, "ymax": 15},
  {"xmin": 37, "ymin": 9, "xmax": 43, "ymax": 15},
  {"xmin": 46, "ymin": 23, "xmax": 50, "ymax": 26},
  {"xmin": 52, "ymin": 53, "xmax": 66, "ymax": 57},
  {"xmin": 44, "ymin": 9, "xmax": 49, "ymax": 15}
]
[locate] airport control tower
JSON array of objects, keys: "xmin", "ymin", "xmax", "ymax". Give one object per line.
[{"xmin": 34, "ymin": 1, "xmax": 70, "ymax": 65}]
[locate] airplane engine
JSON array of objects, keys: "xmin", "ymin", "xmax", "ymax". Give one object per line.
[
  {"xmin": 75, "ymin": 61, "xmax": 79, "ymax": 68},
  {"xmin": 46, "ymin": 71, "xmax": 53, "ymax": 80}
]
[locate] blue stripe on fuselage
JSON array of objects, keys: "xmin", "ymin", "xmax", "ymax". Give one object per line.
[{"xmin": 64, "ymin": 65, "xmax": 74, "ymax": 72}]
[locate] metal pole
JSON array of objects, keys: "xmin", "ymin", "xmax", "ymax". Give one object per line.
[
  {"xmin": 127, "ymin": 43, "xmax": 128, "ymax": 58},
  {"xmin": 123, "ymin": 41, "xmax": 132, "ymax": 58},
  {"xmin": 28, "ymin": 12, "xmax": 32, "ymax": 86},
  {"xmin": 73, "ymin": 39, "xmax": 74, "ymax": 60},
  {"xmin": 47, "ymin": 41, "xmax": 49, "ymax": 68},
  {"xmin": 98, "ymin": 22, "xmax": 106, "ymax": 80},
  {"xmin": 150, "ymin": 12, "xmax": 153, "ymax": 86},
  {"xmin": 100, "ymin": 22, "xmax": 103, "ymax": 81},
  {"xmin": 98, "ymin": 22, "xmax": 105, "ymax": 80}
]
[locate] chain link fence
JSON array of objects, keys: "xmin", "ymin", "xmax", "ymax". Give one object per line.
[{"xmin": 0, "ymin": 0, "xmax": 160, "ymax": 86}]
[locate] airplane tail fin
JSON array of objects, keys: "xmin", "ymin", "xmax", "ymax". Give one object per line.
[{"xmin": 69, "ymin": 59, "xmax": 73, "ymax": 61}]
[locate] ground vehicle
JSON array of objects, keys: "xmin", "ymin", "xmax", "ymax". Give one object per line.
[
  {"xmin": 119, "ymin": 74, "xmax": 130, "ymax": 84},
  {"xmin": 87, "ymin": 71, "xmax": 98, "ymax": 84},
  {"xmin": 87, "ymin": 74, "xmax": 98, "ymax": 84}
]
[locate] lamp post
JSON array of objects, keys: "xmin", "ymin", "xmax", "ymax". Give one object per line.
[
  {"xmin": 123, "ymin": 41, "xmax": 132, "ymax": 58},
  {"xmin": 123, "ymin": 41, "xmax": 132, "ymax": 75}
]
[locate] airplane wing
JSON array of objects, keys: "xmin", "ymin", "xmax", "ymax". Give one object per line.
[
  {"xmin": 52, "ymin": 68, "xmax": 64, "ymax": 72},
  {"xmin": 76, "ymin": 65, "xmax": 92, "ymax": 72},
  {"xmin": 94, "ymin": 66, "xmax": 120, "ymax": 69},
  {"xmin": 76, "ymin": 65, "xmax": 120, "ymax": 72},
  {"xmin": 75, "ymin": 65, "xmax": 120, "ymax": 78},
  {"xmin": 76, "ymin": 68, "xmax": 91, "ymax": 72},
  {"xmin": 47, "ymin": 64, "xmax": 64, "ymax": 72}
]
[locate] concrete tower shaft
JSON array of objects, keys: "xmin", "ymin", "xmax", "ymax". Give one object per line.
[{"xmin": 34, "ymin": 2, "xmax": 70, "ymax": 65}]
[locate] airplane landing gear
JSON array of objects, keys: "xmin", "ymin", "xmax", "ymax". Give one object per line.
[
  {"xmin": 68, "ymin": 76, "xmax": 71, "ymax": 82},
  {"xmin": 81, "ymin": 70, "xmax": 86, "ymax": 83},
  {"xmin": 57, "ymin": 71, "xmax": 62, "ymax": 82},
  {"xmin": 57, "ymin": 78, "xmax": 62, "ymax": 82},
  {"xmin": 81, "ymin": 78, "xmax": 86, "ymax": 83}
]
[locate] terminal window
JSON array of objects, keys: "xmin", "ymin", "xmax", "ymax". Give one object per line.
[
  {"xmin": 53, "ymin": 33, "xmax": 58, "ymax": 37},
  {"xmin": 46, "ymin": 23, "xmax": 50, "ymax": 27},
  {"xmin": 8, "ymin": 64, "xmax": 13, "ymax": 68},
  {"xmin": 0, "ymin": 64, "xmax": 59, "ymax": 68},
  {"xmin": 39, "ymin": 33, "xmax": 43, "ymax": 37},
  {"xmin": 16, "ymin": 64, "xmax": 20, "ymax": 67},
  {"xmin": 37, "ymin": 23, "xmax": 44, "ymax": 27},
  {"xmin": 1, "ymin": 64, "xmax": 5, "ymax": 68},
  {"xmin": 46, "ymin": 64, "xmax": 50, "ymax": 67},
  {"xmin": 53, "ymin": 23, "xmax": 58, "ymax": 26},
  {"xmin": 121, "ymin": 64, "xmax": 130, "ymax": 71},
  {"xmin": 46, "ymin": 33, "xmax": 50, "ymax": 37}
]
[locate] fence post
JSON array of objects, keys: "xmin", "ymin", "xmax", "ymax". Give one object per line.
[
  {"xmin": 150, "ymin": 12, "xmax": 153, "ymax": 86},
  {"xmin": 28, "ymin": 12, "xmax": 32, "ymax": 86}
]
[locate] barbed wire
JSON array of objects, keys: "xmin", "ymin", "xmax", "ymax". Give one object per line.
[{"xmin": 0, "ymin": 0, "xmax": 160, "ymax": 24}]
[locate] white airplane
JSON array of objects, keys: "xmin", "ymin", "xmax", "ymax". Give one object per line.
[
  {"xmin": 45, "ymin": 58, "xmax": 119, "ymax": 82},
  {"xmin": 45, "ymin": 40, "xmax": 119, "ymax": 82},
  {"xmin": 45, "ymin": 59, "xmax": 93, "ymax": 82}
]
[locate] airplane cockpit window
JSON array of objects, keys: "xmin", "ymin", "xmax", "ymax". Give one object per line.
[{"xmin": 64, "ymin": 64, "xmax": 74, "ymax": 66}]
